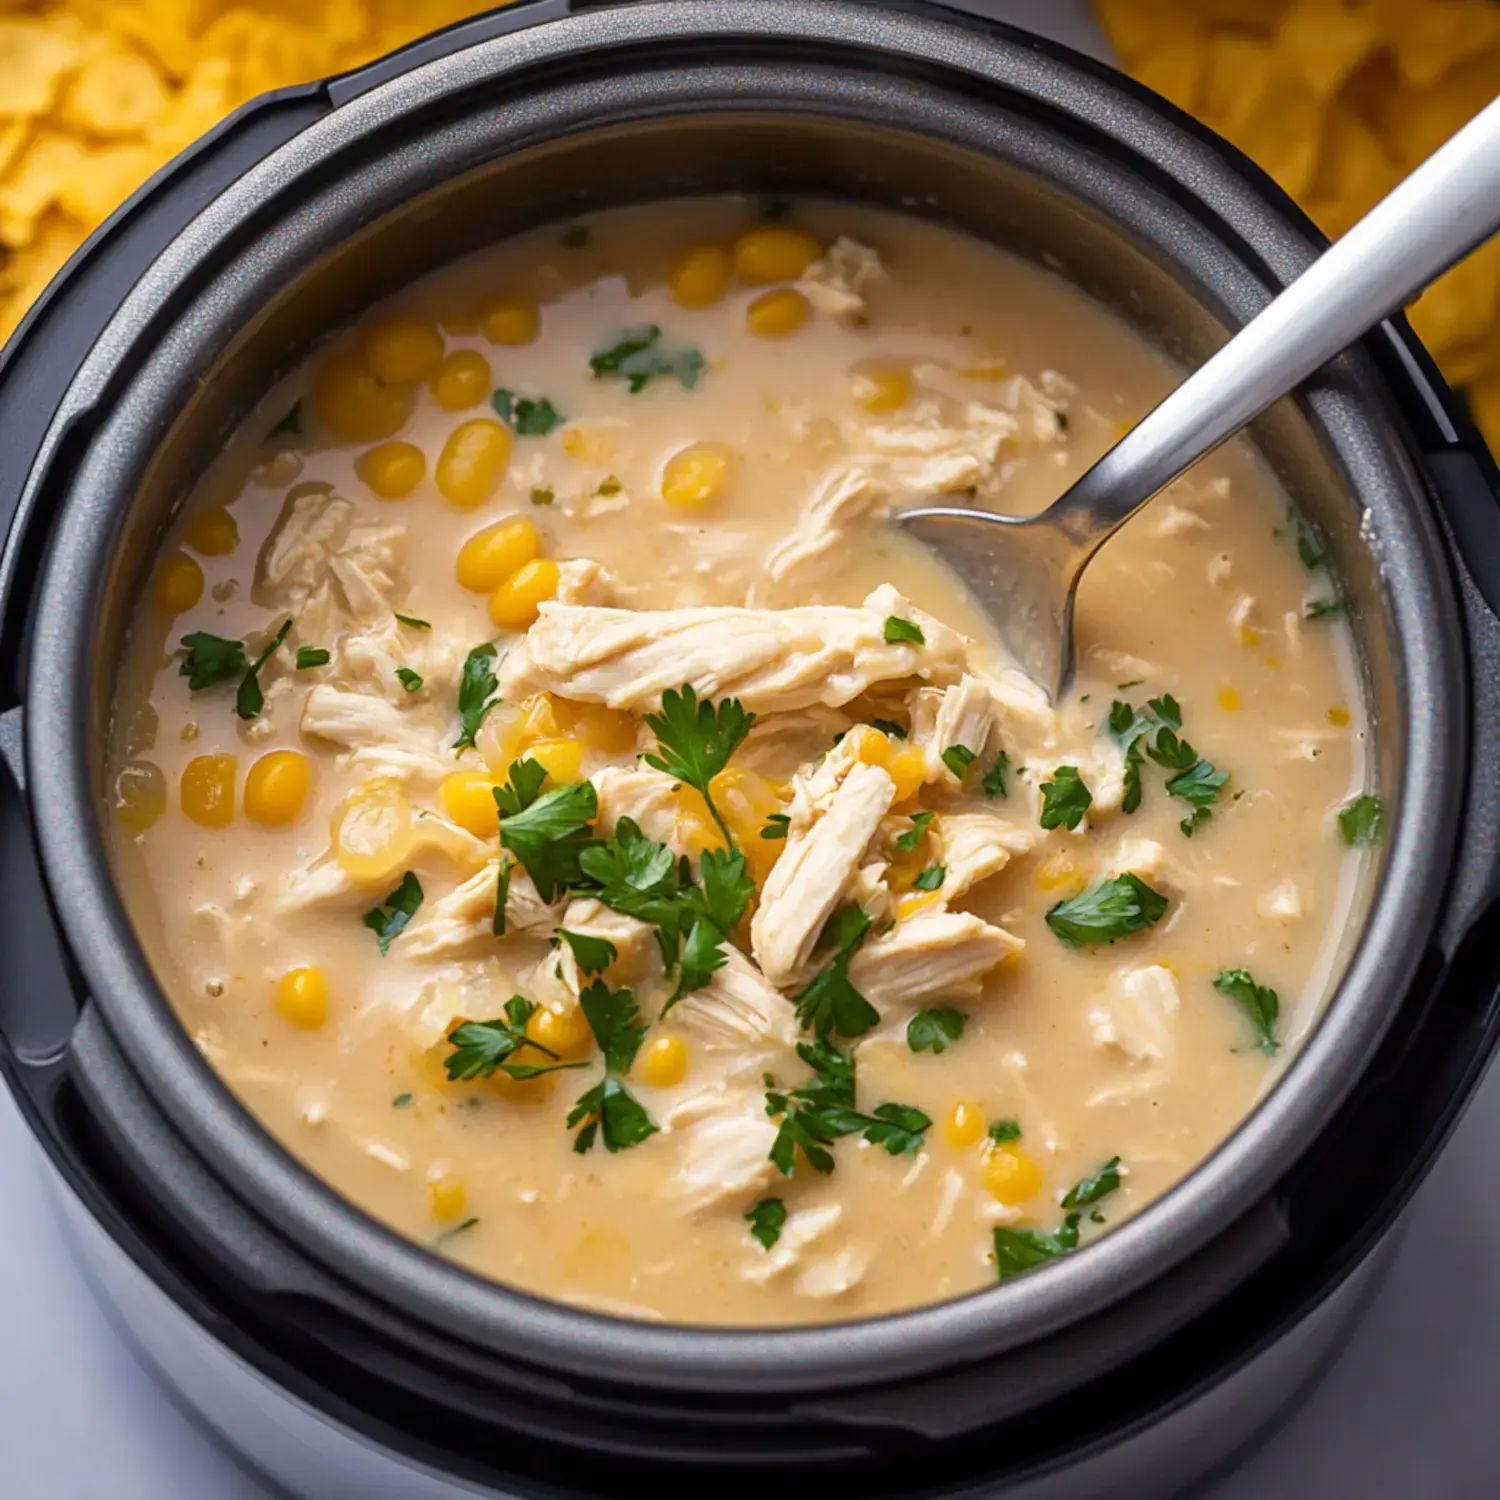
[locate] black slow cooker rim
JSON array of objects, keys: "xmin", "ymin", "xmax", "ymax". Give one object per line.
[{"xmin": 16, "ymin": 0, "xmax": 1469, "ymax": 1395}]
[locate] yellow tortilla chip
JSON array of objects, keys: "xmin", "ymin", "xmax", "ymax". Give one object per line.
[
  {"xmin": 0, "ymin": 119, "xmax": 30, "ymax": 182},
  {"xmin": 1377, "ymin": 0, "xmax": 1500, "ymax": 90},
  {"xmin": 1304, "ymin": 105, "xmax": 1398, "ymax": 239},
  {"xmin": 58, "ymin": 142, "xmax": 167, "ymax": 230},
  {"xmin": 1203, "ymin": 38, "xmax": 1324, "ymax": 201},
  {"xmin": 1090, "ymin": 0, "xmax": 1206, "ymax": 68},
  {"xmin": 1133, "ymin": 40, "xmax": 1208, "ymax": 116},
  {"xmin": 1469, "ymin": 368, "xmax": 1500, "ymax": 460},
  {"xmin": 1407, "ymin": 236, "xmax": 1500, "ymax": 361},
  {"xmin": 1397, "ymin": 51, "xmax": 1500, "ymax": 168},
  {"xmin": 1275, "ymin": 0, "xmax": 1378, "ymax": 98},
  {"xmin": 0, "ymin": 214, "xmax": 86, "ymax": 343},
  {"xmin": 62, "ymin": 47, "xmax": 173, "ymax": 139},
  {"xmin": 147, "ymin": 56, "xmax": 235, "ymax": 153},
  {"xmin": 197, "ymin": 11, "xmax": 341, "ymax": 108},
  {"xmin": 0, "ymin": 18, "xmax": 83, "ymax": 118},
  {"xmin": 0, "ymin": 130, "xmax": 91, "ymax": 250}
]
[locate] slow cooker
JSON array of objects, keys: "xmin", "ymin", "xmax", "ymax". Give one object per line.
[{"xmin": 4, "ymin": 1, "xmax": 1500, "ymax": 1495}]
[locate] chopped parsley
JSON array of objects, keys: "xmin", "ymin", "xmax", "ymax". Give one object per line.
[
  {"xmin": 746, "ymin": 1197, "xmax": 787, "ymax": 1250},
  {"xmin": 1305, "ymin": 598, "xmax": 1343, "ymax": 621},
  {"xmin": 988, "ymin": 1118, "xmax": 1022, "ymax": 1144},
  {"xmin": 268, "ymin": 399, "xmax": 302, "ymax": 438},
  {"xmin": 870, "ymin": 718, "xmax": 908, "ymax": 739},
  {"xmin": 590, "ymin": 324, "xmax": 705, "ymax": 393},
  {"xmin": 1180, "ymin": 806, "xmax": 1212, "ymax": 838},
  {"xmin": 492, "ymin": 855, "xmax": 514, "ymax": 937},
  {"xmin": 559, "ymin": 223, "xmax": 589, "ymax": 248},
  {"xmin": 1046, "ymin": 872, "xmax": 1168, "ymax": 948},
  {"xmin": 643, "ymin": 684, "xmax": 755, "ymax": 851},
  {"xmin": 1116, "ymin": 678, "xmax": 1144, "ymax": 690},
  {"xmin": 766, "ymin": 1039, "xmax": 930, "ymax": 1176},
  {"xmin": 993, "ymin": 1158, "xmax": 1121, "ymax": 1280},
  {"xmin": 445, "ymin": 996, "xmax": 585, "ymax": 1082},
  {"xmin": 529, "ymin": 486, "xmax": 555, "ymax": 507},
  {"xmin": 912, "ymin": 863, "xmax": 946, "ymax": 891},
  {"xmin": 492, "ymin": 389, "xmax": 566, "ymax": 436},
  {"xmin": 1061, "ymin": 1156, "xmax": 1121, "ymax": 1209},
  {"xmin": 1214, "ymin": 968, "xmax": 1280, "ymax": 1054},
  {"xmin": 496, "ymin": 762, "xmax": 598, "ymax": 901},
  {"xmin": 295, "ymin": 646, "xmax": 330, "ymax": 670},
  {"xmin": 567, "ymin": 979, "xmax": 658, "ymax": 1154},
  {"xmin": 392, "ymin": 1093, "xmax": 413, "ymax": 1109},
  {"xmin": 793, "ymin": 905, "xmax": 878, "ymax": 1040},
  {"xmin": 362, "ymin": 871, "xmax": 423, "ymax": 955},
  {"xmin": 907, "ymin": 1008, "xmax": 965, "ymax": 1054},
  {"xmin": 1111, "ymin": 693, "xmax": 1227, "ymax": 830},
  {"xmin": 941, "ymin": 744, "xmax": 977, "ymax": 781},
  {"xmin": 435, "ymin": 1217, "xmax": 479, "ymax": 1249},
  {"xmin": 395, "ymin": 667, "xmax": 423, "ymax": 693},
  {"xmin": 452, "ymin": 643, "xmax": 501, "ymax": 753},
  {"xmin": 559, "ymin": 929, "xmax": 618, "ymax": 976},
  {"xmin": 395, "ymin": 612, "xmax": 430, "ymax": 630},
  {"xmin": 1288, "ymin": 505, "xmax": 1324, "ymax": 570},
  {"xmin": 982, "ymin": 751, "xmax": 1011, "ymax": 799},
  {"xmin": 760, "ymin": 812, "xmax": 790, "ymax": 840},
  {"xmin": 179, "ymin": 618, "xmax": 291, "ymax": 720},
  {"xmin": 596, "ymin": 475, "xmax": 622, "ymax": 496},
  {"xmin": 894, "ymin": 811, "xmax": 934, "ymax": 854},
  {"xmin": 883, "ymin": 615, "xmax": 925, "ymax": 645},
  {"xmin": 1040, "ymin": 765, "xmax": 1092, "ymax": 831},
  {"xmin": 1338, "ymin": 794, "xmax": 1383, "ymax": 846}
]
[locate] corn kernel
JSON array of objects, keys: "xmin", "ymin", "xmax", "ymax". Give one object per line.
[
  {"xmin": 733, "ymin": 225, "xmax": 822, "ymax": 284},
  {"xmin": 429, "ymin": 1171, "xmax": 468, "ymax": 1223},
  {"xmin": 312, "ymin": 355, "xmax": 413, "ymax": 443},
  {"xmin": 982, "ymin": 1145, "xmax": 1044, "ymax": 1205},
  {"xmin": 441, "ymin": 771, "xmax": 500, "ymax": 838},
  {"xmin": 1034, "ymin": 850, "xmax": 1081, "ymax": 892},
  {"xmin": 853, "ymin": 365, "xmax": 913, "ymax": 413},
  {"xmin": 332, "ymin": 781, "xmax": 415, "ymax": 882},
  {"xmin": 437, "ymin": 419, "xmax": 512, "ymax": 509},
  {"xmin": 183, "ymin": 506, "xmax": 238, "ymax": 557},
  {"xmin": 1238, "ymin": 624, "xmax": 1262, "ymax": 649},
  {"xmin": 362, "ymin": 317, "xmax": 444, "ymax": 387},
  {"xmin": 944, "ymin": 1101, "xmax": 986, "ymax": 1150},
  {"xmin": 1264, "ymin": 655, "xmax": 1283, "ymax": 669},
  {"xmin": 555, "ymin": 700, "xmax": 638, "ymax": 755},
  {"xmin": 153, "ymin": 552, "xmax": 204, "ymax": 614},
  {"xmin": 897, "ymin": 889, "xmax": 944, "ymax": 922},
  {"xmin": 489, "ymin": 558, "xmax": 559, "ymax": 631},
  {"xmin": 481, "ymin": 297, "xmax": 540, "ymax": 347},
  {"xmin": 852, "ymin": 727, "xmax": 927, "ymax": 803},
  {"xmin": 1218, "ymin": 685, "xmax": 1242, "ymax": 711},
  {"xmin": 244, "ymin": 750, "xmax": 311, "ymax": 827},
  {"xmin": 527, "ymin": 737, "xmax": 585, "ymax": 785},
  {"xmin": 180, "ymin": 754, "xmax": 236, "ymax": 828},
  {"xmin": 456, "ymin": 516, "xmax": 539, "ymax": 592},
  {"xmin": 527, "ymin": 1003, "xmax": 594, "ymax": 1060},
  {"xmin": 746, "ymin": 287, "xmax": 810, "ymax": 338},
  {"xmin": 430, "ymin": 349, "xmax": 493, "ymax": 411},
  {"xmin": 1328, "ymin": 706, "xmax": 1351, "ymax": 727},
  {"xmin": 276, "ymin": 966, "xmax": 329, "ymax": 1029},
  {"xmin": 636, "ymin": 1033, "xmax": 688, "ymax": 1088},
  {"xmin": 355, "ymin": 441, "xmax": 426, "ymax": 500},
  {"xmin": 559, "ymin": 424, "xmax": 615, "ymax": 463},
  {"xmin": 661, "ymin": 442, "xmax": 731, "ymax": 511},
  {"xmin": 670, "ymin": 243, "xmax": 733, "ymax": 308},
  {"xmin": 114, "ymin": 761, "xmax": 166, "ymax": 832}
]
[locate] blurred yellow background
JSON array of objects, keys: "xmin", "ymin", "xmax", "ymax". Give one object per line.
[{"xmin": 0, "ymin": 0, "xmax": 1496, "ymax": 452}]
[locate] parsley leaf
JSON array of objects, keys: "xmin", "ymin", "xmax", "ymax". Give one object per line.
[
  {"xmin": 395, "ymin": 666, "xmax": 423, "ymax": 693},
  {"xmin": 530, "ymin": 486, "xmax": 555, "ymax": 507},
  {"xmin": 671, "ymin": 917, "xmax": 728, "ymax": 1005},
  {"xmin": 1040, "ymin": 765, "xmax": 1092, "ymax": 831},
  {"xmin": 760, "ymin": 812, "xmax": 790, "ymax": 840},
  {"xmin": 1062, "ymin": 1156, "xmax": 1122, "ymax": 1209},
  {"xmin": 295, "ymin": 646, "xmax": 329, "ymax": 669},
  {"xmin": 988, "ymin": 1118, "xmax": 1022, "ymax": 1143},
  {"xmin": 907, "ymin": 1008, "xmax": 965, "ymax": 1054},
  {"xmin": 492, "ymin": 389, "xmax": 566, "ymax": 436},
  {"xmin": 697, "ymin": 847, "xmax": 755, "ymax": 933},
  {"xmin": 1046, "ymin": 873, "xmax": 1168, "ymax": 948},
  {"xmin": 362, "ymin": 871, "xmax": 423, "ymax": 955},
  {"xmin": 578, "ymin": 977, "xmax": 649, "ymax": 1077},
  {"xmin": 497, "ymin": 774, "xmax": 598, "ymax": 901},
  {"xmin": 1338, "ymin": 794, "xmax": 1383, "ymax": 846},
  {"xmin": 912, "ymin": 863, "xmax": 946, "ymax": 891},
  {"xmin": 793, "ymin": 906, "xmax": 877, "ymax": 1039},
  {"xmin": 567, "ymin": 979, "xmax": 658, "ymax": 1154},
  {"xmin": 590, "ymin": 324, "xmax": 705, "ymax": 393},
  {"xmin": 1214, "ymin": 967, "xmax": 1279, "ymax": 1054},
  {"xmin": 492, "ymin": 855, "xmax": 513, "ymax": 937},
  {"xmin": 1305, "ymin": 598, "xmax": 1343, "ymax": 621},
  {"xmin": 445, "ymin": 996, "xmax": 583, "ymax": 1082},
  {"xmin": 393, "ymin": 1093, "xmax": 413, "ymax": 1108},
  {"xmin": 746, "ymin": 1198, "xmax": 787, "ymax": 1250},
  {"xmin": 1180, "ymin": 806, "xmax": 1212, "ymax": 838},
  {"xmin": 895, "ymin": 811, "xmax": 934, "ymax": 853},
  {"xmin": 1166, "ymin": 758, "xmax": 1228, "ymax": 808},
  {"xmin": 1113, "ymin": 695, "xmax": 1226, "ymax": 826},
  {"xmin": 982, "ymin": 751, "xmax": 1010, "ymax": 799},
  {"xmin": 435, "ymin": 1217, "xmax": 480, "ymax": 1249},
  {"xmin": 941, "ymin": 744, "xmax": 977, "ymax": 780},
  {"xmin": 1288, "ymin": 506, "xmax": 1324, "ymax": 570},
  {"xmin": 863, "ymin": 1103, "xmax": 932, "ymax": 1155},
  {"xmin": 559, "ymin": 929, "xmax": 618, "ymax": 976},
  {"xmin": 870, "ymin": 718, "xmax": 908, "ymax": 739},
  {"xmin": 1122, "ymin": 740, "xmax": 1144, "ymax": 814},
  {"xmin": 993, "ymin": 1219, "xmax": 1080, "ymax": 1279},
  {"xmin": 643, "ymin": 684, "xmax": 755, "ymax": 849},
  {"xmin": 883, "ymin": 615, "xmax": 925, "ymax": 645},
  {"xmin": 235, "ymin": 618, "xmax": 292, "ymax": 719},
  {"xmin": 395, "ymin": 612, "xmax": 430, "ymax": 630},
  {"xmin": 492, "ymin": 756, "xmax": 549, "ymax": 816},
  {"xmin": 453, "ymin": 644, "xmax": 500, "ymax": 752},
  {"xmin": 180, "ymin": 632, "xmax": 246, "ymax": 690}
]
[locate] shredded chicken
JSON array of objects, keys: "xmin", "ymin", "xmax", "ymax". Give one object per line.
[
  {"xmin": 934, "ymin": 811, "xmax": 1035, "ymax": 901},
  {"xmin": 398, "ymin": 864, "xmax": 561, "ymax": 958},
  {"xmin": 909, "ymin": 675, "xmax": 1000, "ymax": 783},
  {"xmin": 300, "ymin": 685, "xmax": 439, "ymax": 753},
  {"xmin": 555, "ymin": 557, "xmax": 619, "ymax": 606},
  {"xmin": 671, "ymin": 1090, "xmax": 781, "ymax": 1215},
  {"xmin": 1258, "ymin": 878, "xmax": 1305, "ymax": 923},
  {"xmin": 742, "ymin": 1202, "xmax": 844, "ymax": 1285},
  {"xmin": 671, "ymin": 947, "xmax": 798, "ymax": 1051},
  {"xmin": 796, "ymin": 236, "xmax": 884, "ymax": 324},
  {"xmin": 499, "ymin": 586, "xmax": 968, "ymax": 715},
  {"xmin": 847, "ymin": 909, "xmax": 1023, "ymax": 1012},
  {"xmin": 766, "ymin": 467, "xmax": 889, "ymax": 584},
  {"xmin": 1087, "ymin": 964, "xmax": 1180, "ymax": 1065},
  {"xmin": 591, "ymin": 765, "xmax": 688, "ymax": 849}
]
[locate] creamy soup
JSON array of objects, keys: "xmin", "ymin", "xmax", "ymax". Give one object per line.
[{"xmin": 108, "ymin": 199, "xmax": 1372, "ymax": 1326}]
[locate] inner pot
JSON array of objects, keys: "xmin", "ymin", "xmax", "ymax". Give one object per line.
[{"xmin": 19, "ymin": 0, "xmax": 1465, "ymax": 1397}]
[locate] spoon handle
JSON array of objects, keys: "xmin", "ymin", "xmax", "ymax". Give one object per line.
[{"xmin": 1043, "ymin": 93, "xmax": 1500, "ymax": 555}]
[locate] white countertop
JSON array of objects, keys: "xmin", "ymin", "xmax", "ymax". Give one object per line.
[{"xmin": 3, "ymin": 3, "xmax": 1496, "ymax": 1497}]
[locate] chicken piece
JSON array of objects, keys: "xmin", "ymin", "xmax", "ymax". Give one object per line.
[
  {"xmin": 1078, "ymin": 733, "xmax": 1130, "ymax": 818},
  {"xmin": 1087, "ymin": 964, "xmax": 1180, "ymax": 1065},
  {"xmin": 555, "ymin": 557, "xmax": 619, "ymax": 606},
  {"xmin": 1103, "ymin": 836, "xmax": 1173, "ymax": 887},
  {"xmin": 852, "ymin": 415, "xmax": 1011, "ymax": 499},
  {"xmin": 344, "ymin": 743, "xmax": 455, "ymax": 787},
  {"xmin": 1258, "ymin": 878, "xmax": 1305, "ymax": 923},
  {"xmin": 766, "ymin": 467, "xmax": 889, "ymax": 584},
  {"xmin": 909, "ymin": 675, "xmax": 999, "ymax": 782},
  {"xmin": 847, "ymin": 909, "xmax": 1023, "ymax": 1012},
  {"xmin": 552, "ymin": 897, "xmax": 657, "ymax": 992},
  {"xmin": 1153, "ymin": 504, "xmax": 1212, "ymax": 538},
  {"xmin": 847, "ymin": 859, "xmax": 894, "ymax": 928},
  {"xmin": 498, "ymin": 584, "xmax": 968, "ymax": 715},
  {"xmin": 256, "ymin": 490, "xmax": 405, "ymax": 639},
  {"xmin": 935, "ymin": 811, "xmax": 1036, "ymax": 901},
  {"xmin": 332, "ymin": 618, "xmax": 467, "ymax": 707},
  {"xmin": 795, "ymin": 1246, "xmax": 870, "ymax": 1300},
  {"xmin": 671, "ymin": 1090, "xmax": 781, "ymax": 1215},
  {"xmin": 671, "ymin": 947, "xmax": 798, "ymax": 1051},
  {"xmin": 300, "ymin": 685, "xmax": 439, "ymax": 753},
  {"xmin": 591, "ymin": 765, "xmax": 687, "ymax": 849},
  {"xmin": 742, "ymin": 1202, "xmax": 845, "ymax": 1286},
  {"xmin": 796, "ymin": 236, "xmax": 885, "ymax": 323},
  {"xmin": 751, "ymin": 760, "xmax": 896, "ymax": 985},
  {"xmin": 398, "ymin": 863, "xmax": 562, "ymax": 959},
  {"xmin": 275, "ymin": 856, "xmax": 359, "ymax": 914}
]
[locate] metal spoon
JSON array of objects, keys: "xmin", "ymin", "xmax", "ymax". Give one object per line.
[{"xmin": 897, "ymin": 95, "xmax": 1500, "ymax": 701}]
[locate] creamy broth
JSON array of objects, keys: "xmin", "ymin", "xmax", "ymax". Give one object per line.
[{"xmin": 108, "ymin": 199, "xmax": 1367, "ymax": 1326}]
